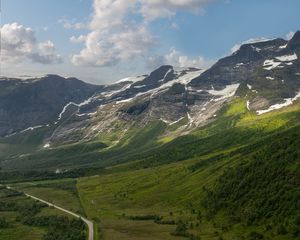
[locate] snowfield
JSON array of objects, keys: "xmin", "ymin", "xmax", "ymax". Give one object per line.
[
  {"xmin": 257, "ymin": 91, "xmax": 300, "ymax": 115},
  {"xmin": 263, "ymin": 53, "xmax": 297, "ymax": 70},
  {"xmin": 275, "ymin": 53, "xmax": 297, "ymax": 62},
  {"xmin": 208, "ymin": 83, "xmax": 240, "ymax": 102},
  {"xmin": 116, "ymin": 76, "xmax": 146, "ymax": 84},
  {"xmin": 263, "ymin": 59, "xmax": 281, "ymax": 70},
  {"xmin": 116, "ymin": 69, "xmax": 205, "ymax": 104}
]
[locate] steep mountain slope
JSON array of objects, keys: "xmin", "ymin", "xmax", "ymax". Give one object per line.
[
  {"xmin": 35, "ymin": 31, "xmax": 300, "ymax": 147},
  {"xmin": 0, "ymin": 32, "xmax": 300, "ymax": 172},
  {"xmin": 190, "ymin": 33, "xmax": 300, "ymax": 111},
  {"xmin": 0, "ymin": 75, "xmax": 102, "ymax": 137}
]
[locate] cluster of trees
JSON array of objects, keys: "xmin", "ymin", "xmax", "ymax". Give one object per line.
[
  {"xmin": 0, "ymin": 169, "xmax": 86, "ymax": 183},
  {"xmin": 23, "ymin": 215, "xmax": 86, "ymax": 240},
  {"xmin": 0, "ymin": 188, "xmax": 86, "ymax": 240},
  {"xmin": 203, "ymin": 128, "xmax": 300, "ymax": 238},
  {"xmin": 0, "ymin": 217, "xmax": 9, "ymax": 228},
  {"xmin": 171, "ymin": 220, "xmax": 200, "ymax": 240},
  {"xmin": 171, "ymin": 220, "xmax": 189, "ymax": 237},
  {"xmin": 33, "ymin": 180, "xmax": 78, "ymax": 196},
  {"xmin": 128, "ymin": 214, "xmax": 161, "ymax": 221}
]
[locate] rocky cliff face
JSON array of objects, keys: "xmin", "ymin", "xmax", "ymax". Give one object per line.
[
  {"xmin": 1, "ymin": 32, "xmax": 299, "ymax": 146},
  {"xmin": 190, "ymin": 32, "xmax": 300, "ymax": 111},
  {"xmin": 0, "ymin": 75, "xmax": 102, "ymax": 137}
]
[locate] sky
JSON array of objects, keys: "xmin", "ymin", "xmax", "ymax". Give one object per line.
[{"xmin": 1, "ymin": 0, "xmax": 300, "ymax": 84}]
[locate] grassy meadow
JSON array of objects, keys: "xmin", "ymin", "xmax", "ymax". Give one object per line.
[{"xmin": 1, "ymin": 98, "xmax": 299, "ymax": 239}]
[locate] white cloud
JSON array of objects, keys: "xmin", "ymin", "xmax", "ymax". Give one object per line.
[
  {"xmin": 71, "ymin": 0, "xmax": 216, "ymax": 68},
  {"xmin": 138, "ymin": 0, "xmax": 213, "ymax": 21},
  {"xmin": 72, "ymin": 25, "xmax": 154, "ymax": 67},
  {"xmin": 70, "ymin": 35, "xmax": 86, "ymax": 43},
  {"xmin": 110, "ymin": 26, "xmax": 155, "ymax": 59},
  {"xmin": 1, "ymin": 23, "xmax": 36, "ymax": 62},
  {"xmin": 1, "ymin": 23, "xmax": 62, "ymax": 64},
  {"xmin": 71, "ymin": 0, "xmax": 155, "ymax": 67},
  {"xmin": 29, "ymin": 40, "xmax": 63, "ymax": 64},
  {"xmin": 89, "ymin": 0, "xmax": 134, "ymax": 30},
  {"xmin": 164, "ymin": 48, "xmax": 214, "ymax": 69},
  {"xmin": 59, "ymin": 18, "xmax": 86, "ymax": 29}
]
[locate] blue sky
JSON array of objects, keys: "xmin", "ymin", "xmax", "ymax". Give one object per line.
[{"xmin": 1, "ymin": 0, "xmax": 300, "ymax": 84}]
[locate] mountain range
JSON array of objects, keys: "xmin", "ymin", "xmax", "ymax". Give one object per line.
[
  {"xmin": 1, "ymin": 31, "xmax": 300, "ymax": 240},
  {"xmin": 1, "ymin": 31, "xmax": 299, "ymax": 159}
]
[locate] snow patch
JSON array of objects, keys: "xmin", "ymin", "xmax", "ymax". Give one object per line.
[
  {"xmin": 113, "ymin": 70, "xmax": 204, "ymax": 105},
  {"xmin": 76, "ymin": 111, "xmax": 97, "ymax": 117},
  {"xmin": 263, "ymin": 59, "xmax": 281, "ymax": 70},
  {"xmin": 43, "ymin": 143, "xmax": 50, "ymax": 148},
  {"xmin": 133, "ymin": 85, "xmax": 147, "ymax": 89},
  {"xmin": 102, "ymin": 83, "xmax": 132, "ymax": 97},
  {"xmin": 246, "ymin": 100, "xmax": 250, "ymax": 111},
  {"xmin": 208, "ymin": 84, "xmax": 240, "ymax": 102},
  {"xmin": 158, "ymin": 68, "xmax": 174, "ymax": 82},
  {"xmin": 116, "ymin": 76, "xmax": 145, "ymax": 84},
  {"xmin": 57, "ymin": 102, "xmax": 77, "ymax": 121},
  {"xmin": 116, "ymin": 97, "xmax": 135, "ymax": 104},
  {"xmin": 257, "ymin": 91, "xmax": 300, "ymax": 115},
  {"xmin": 187, "ymin": 112, "xmax": 193, "ymax": 124},
  {"xmin": 160, "ymin": 118, "xmax": 170, "ymax": 124},
  {"xmin": 56, "ymin": 94, "xmax": 97, "ymax": 122},
  {"xmin": 251, "ymin": 46, "xmax": 261, "ymax": 52},
  {"xmin": 275, "ymin": 53, "xmax": 297, "ymax": 62},
  {"xmin": 20, "ymin": 125, "xmax": 43, "ymax": 133},
  {"xmin": 169, "ymin": 117, "xmax": 185, "ymax": 126},
  {"xmin": 235, "ymin": 63, "xmax": 245, "ymax": 68},
  {"xmin": 4, "ymin": 125, "xmax": 45, "ymax": 138},
  {"xmin": 266, "ymin": 76, "xmax": 275, "ymax": 80},
  {"xmin": 279, "ymin": 44, "xmax": 287, "ymax": 49},
  {"xmin": 247, "ymin": 84, "xmax": 252, "ymax": 90},
  {"xmin": 163, "ymin": 68, "xmax": 173, "ymax": 81}
]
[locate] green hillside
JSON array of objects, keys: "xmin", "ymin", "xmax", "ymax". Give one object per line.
[
  {"xmin": 1, "ymin": 98, "xmax": 299, "ymax": 173},
  {"xmin": 76, "ymin": 123, "xmax": 300, "ymax": 240},
  {"xmin": 1, "ymin": 98, "xmax": 297, "ymax": 239}
]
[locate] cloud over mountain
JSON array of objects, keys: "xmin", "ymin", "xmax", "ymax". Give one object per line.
[
  {"xmin": 71, "ymin": 0, "xmax": 216, "ymax": 68},
  {"xmin": 1, "ymin": 23, "xmax": 62, "ymax": 64}
]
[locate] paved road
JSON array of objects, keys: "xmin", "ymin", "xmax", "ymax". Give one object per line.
[{"xmin": 6, "ymin": 186, "xmax": 94, "ymax": 240}]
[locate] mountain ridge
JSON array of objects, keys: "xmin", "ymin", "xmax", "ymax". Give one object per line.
[{"xmin": 0, "ymin": 31, "xmax": 299, "ymax": 169}]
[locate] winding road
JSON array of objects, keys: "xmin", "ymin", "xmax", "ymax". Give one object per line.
[{"xmin": 6, "ymin": 186, "xmax": 94, "ymax": 240}]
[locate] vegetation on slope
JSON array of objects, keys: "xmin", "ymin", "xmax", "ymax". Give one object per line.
[
  {"xmin": 76, "ymin": 124, "xmax": 300, "ymax": 240},
  {"xmin": 204, "ymin": 125, "xmax": 300, "ymax": 238},
  {"xmin": 0, "ymin": 98, "xmax": 299, "ymax": 239},
  {"xmin": 2, "ymin": 98, "xmax": 299, "ymax": 174},
  {"xmin": 0, "ymin": 186, "xmax": 86, "ymax": 240}
]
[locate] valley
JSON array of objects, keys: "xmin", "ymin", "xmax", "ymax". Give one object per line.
[{"xmin": 0, "ymin": 31, "xmax": 299, "ymax": 239}]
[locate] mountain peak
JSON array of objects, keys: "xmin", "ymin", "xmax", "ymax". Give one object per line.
[
  {"xmin": 149, "ymin": 65, "xmax": 173, "ymax": 78},
  {"xmin": 288, "ymin": 30, "xmax": 300, "ymax": 49},
  {"xmin": 130, "ymin": 65, "xmax": 175, "ymax": 88}
]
